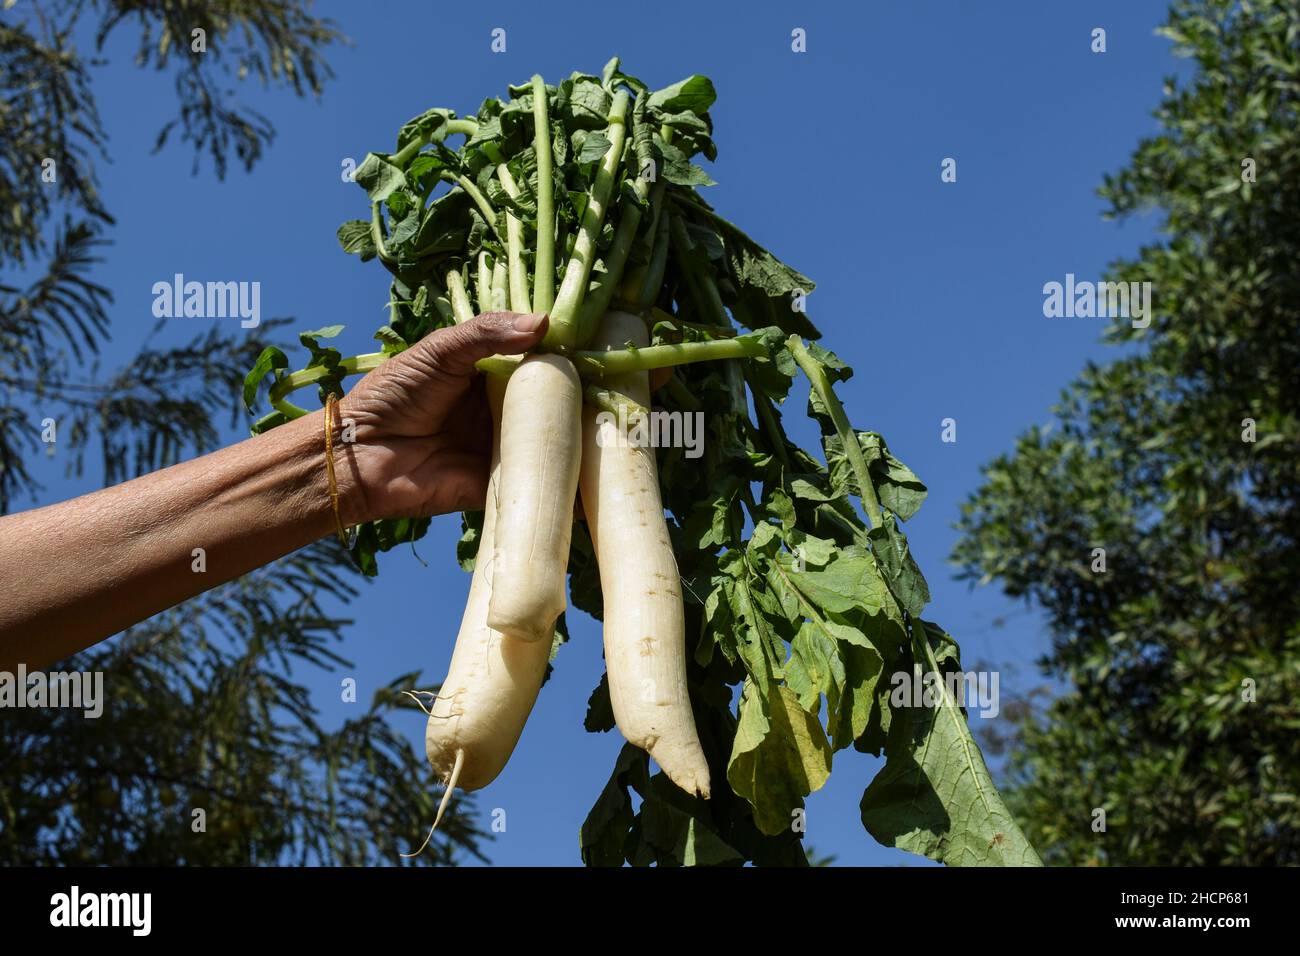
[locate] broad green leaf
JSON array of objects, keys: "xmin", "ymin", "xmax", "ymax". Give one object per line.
[
  {"xmin": 727, "ymin": 680, "xmax": 832, "ymax": 835},
  {"xmin": 575, "ymin": 132, "xmax": 613, "ymax": 164},
  {"xmin": 411, "ymin": 189, "xmax": 476, "ymax": 258},
  {"xmin": 396, "ymin": 107, "xmax": 454, "ymax": 150},
  {"xmin": 868, "ymin": 517, "xmax": 931, "ymax": 617},
  {"xmin": 859, "ymin": 655, "xmax": 1042, "ymax": 866},
  {"xmin": 823, "ymin": 431, "xmax": 929, "ymax": 521},
  {"xmin": 730, "ymin": 578, "xmax": 788, "ymax": 686},
  {"xmin": 680, "ymin": 198, "xmax": 815, "ymax": 303},
  {"xmin": 786, "ymin": 555, "xmax": 898, "ymax": 619},
  {"xmin": 558, "ymin": 76, "xmax": 612, "ymax": 130},
  {"xmin": 300, "ymin": 325, "xmax": 344, "ymax": 341},
  {"xmin": 655, "ymin": 110, "xmax": 710, "ymax": 134},
  {"xmin": 784, "ymin": 620, "xmax": 845, "ymax": 715},
  {"xmin": 787, "ymin": 530, "xmax": 836, "ymax": 568},
  {"xmin": 830, "ymin": 642, "xmax": 885, "ymax": 752},
  {"xmin": 581, "ymin": 744, "xmax": 649, "ymax": 866},
  {"xmin": 647, "ymin": 75, "xmax": 717, "ymax": 114},
  {"xmin": 352, "ymin": 152, "xmax": 407, "ymax": 203},
  {"xmin": 658, "ymin": 140, "xmax": 716, "ymax": 186},
  {"xmin": 636, "ymin": 775, "xmax": 743, "ymax": 867},
  {"xmin": 406, "ymin": 153, "xmax": 446, "ymax": 183},
  {"xmin": 336, "ymin": 220, "xmax": 376, "ymax": 261},
  {"xmin": 386, "ymin": 208, "xmax": 422, "ymax": 248}
]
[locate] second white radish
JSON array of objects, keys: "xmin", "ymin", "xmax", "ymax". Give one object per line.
[{"xmin": 578, "ymin": 310, "xmax": 711, "ymax": 798}]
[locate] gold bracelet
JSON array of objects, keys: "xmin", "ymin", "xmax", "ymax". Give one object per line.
[{"xmin": 323, "ymin": 393, "xmax": 352, "ymax": 549}]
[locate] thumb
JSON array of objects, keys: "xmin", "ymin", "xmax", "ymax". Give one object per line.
[{"xmin": 423, "ymin": 311, "xmax": 548, "ymax": 376}]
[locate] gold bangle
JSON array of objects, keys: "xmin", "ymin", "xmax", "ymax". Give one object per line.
[{"xmin": 323, "ymin": 393, "xmax": 352, "ymax": 549}]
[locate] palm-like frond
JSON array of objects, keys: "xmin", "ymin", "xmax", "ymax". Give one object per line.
[
  {"xmin": 91, "ymin": 0, "xmax": 344, "ymax": 177},
  {"xmin": 0, "ymin": 12, "xmax": 110, "ymax": 263}
]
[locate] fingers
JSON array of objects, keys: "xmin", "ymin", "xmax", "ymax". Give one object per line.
[{"xmin": 418, "ymin": 311, "xmax": 548, "ymax": 377}]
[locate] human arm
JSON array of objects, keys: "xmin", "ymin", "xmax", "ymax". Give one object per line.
[{"xmin": 0, "ymin": 311, "xmax": 546, "ymax": 670}]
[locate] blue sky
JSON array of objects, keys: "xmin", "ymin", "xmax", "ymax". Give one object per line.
[{"xmin": 22, "ymin": 0, "xmax": 1184, "ymax": 865}]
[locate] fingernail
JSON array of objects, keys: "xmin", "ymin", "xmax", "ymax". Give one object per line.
[{"xmin": 513, "ymin": 311, "xmax": 547, "ymax": 333}]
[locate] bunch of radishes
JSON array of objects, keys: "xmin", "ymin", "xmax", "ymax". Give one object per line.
[
  {"xmin": 310, "ymin": 62, "xmax": 738, "ymax": 830},
  {"xmin": 245, "ymin": 59, "xmax": 1041, "ymax": 868}
]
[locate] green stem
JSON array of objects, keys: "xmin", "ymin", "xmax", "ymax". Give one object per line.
[
  {"xmin": 263, "ymin": 331, "xmax": 763, "ymax": 420},
  {"xmin": 618, "ymin": 178, "xmax": 666, "ymax": 307},
  {"xmin": 445, "ymin": 268, "xmax": 475, "ymax": 324},
  {"xmin": 583, "ymin": 384, "xmax": 648, "ymax": 426},
  {"xmin": 531, "ymin": 75, "xmax": 556, "ymax": 314},
  {"xmin": 432, "ymin": 293, "xmax": 454, "ymax": 326},
  {"xmin": 787, "ymin": 336, "xmax": 881, "ymax": 530},
  {"xmin": 269, "ymin": 354, "xmax": 388, "ymax": 417},
  {"xmin": 621, "ymin": 208, "xmax": 670, "ymax": 312},
  {"xmin": 748, "ymin": 376, "xmax": 790, "ymax": 466},
  {"xmin": 616, "ymin": 122, "xmax": 670, "ymax": 308},
  {"xmin": 268, "ymin": 350, "xmax": 520, "ymax": 417},
  {"xmin": 391, "ymin": 117, "xmax": 479, "ymax": 168},
  {"xmin": 370, "ymin": 204, "xmax": 395, "ymax": 266},
  {"xmin": 572, "ymin": 336, "xmax": 764, "ymax": 378},
  {"xmin": 496, "ymin": 164, "xmax": 532, "ymax": 313},
  {"xmin": 641, "ymin": 178, "xmax": 666, "ymax": 239},
  {"xmin": 662, "ymin": 317, "xmax": 737, "ymax": 338},
  {"xmin": 490, "ymin": 257, "xmax": 508, "ymax": 312},
  {"xmin": 271, "ymin": 396, "xmax": 310, "ymax": 419},
  {"xmin": 475, "ymin": 252, "xmax": 492, "ymax": 313},
  {"xmin": 911, "ymin": 617, "xmax": 939, "ymax": 674},
  {"xmin": 669, "ymin": 213, "xmax": 746, "ymax": 414},
  {"xmin": 575, "ymin": 193, "xmax": 643, "ymax": 345},
  {"xmin": 442, "ymin": 172, "xmax": 502, "ymax": 241},
  {"xmin": 670, "ymin": 214, "xmax": 729, "ymax": 326},
  {"xmin": 546, "ymin": 90, "xmax": 630, "ymax": 351}
]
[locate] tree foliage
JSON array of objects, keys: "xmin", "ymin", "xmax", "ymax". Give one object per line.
[
  {"xmin": 0, "ymin": 1, "xmax": 481, "ymax": 865},
  {"xmin": 953, "ymin": 0, "xmax": 1300, "ymax": 865}
]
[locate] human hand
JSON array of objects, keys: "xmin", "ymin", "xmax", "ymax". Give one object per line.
[{"xmin": 337, "ymin": 311, "xmax": 547, "ymax": 522}]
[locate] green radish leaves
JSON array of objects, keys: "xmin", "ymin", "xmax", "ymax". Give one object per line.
[
  {"xmin": 242, "ymin": 345, "xmax": 287, "ymax": 414},
  {"xmin": 241, "ymin": 61, "xmax": 1037, "ymax": 868},
  {"xmin": 396, "ymin": 107, "xmax": 455, "ymax": 152},
  {"xmin": 859, "ymin": 622, "xmax": 1042, "ymax": 866},
  {"xmin": 336, "ymin": 220, "xmax": 377, "ymax": 261},
  {"xmin": 557, "ymin": 75, "xmax": 613, "ymax": 131},
  {"xmin": 727, "ymin": 681, "xmax": 832, "ymax": 835},
  {"xmin": 580, "ymin": 744, "xmax": 647, "ymax": 866},
  {"xmin": 353, "ymin": 153, "xmax": 408, "ymax": 203},
  {"xmin": 574, "ymin": 131, "xmax": 613, "ymax": 165},
  {"xmin": 646, "ymin": 75, "xmax": 717, "ymax": 115},
  {"xmin": 298, "ymin": 325, "xmax": 347, "ymax": 402},
  {"xmin": 581, "ymin": 743, "xmax": 745, "ymax": 867}
]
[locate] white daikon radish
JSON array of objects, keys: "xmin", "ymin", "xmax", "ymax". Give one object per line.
[
  {"xmin": 578, "ymin": 310, "xmax": 711, "ymax": 797},
  {"xmin": 422, "ymin": 375, "xmax": 553, "ymax": 832},
  {"xmin": 486, "ymin": 354, "xmax": 583, "ymax": 642}
]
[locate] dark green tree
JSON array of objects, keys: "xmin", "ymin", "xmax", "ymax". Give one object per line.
[
  {"xmin": 0, "ymin": 1, "xmax": 482, "ymax": 865},
  {"xmin": 953, "ymin": 0, "xmax": 1300, "ymax": 865}
]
